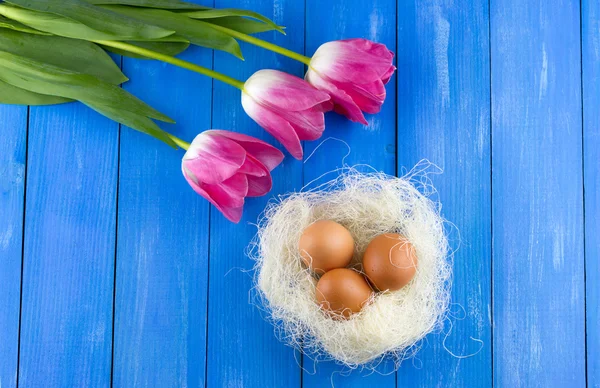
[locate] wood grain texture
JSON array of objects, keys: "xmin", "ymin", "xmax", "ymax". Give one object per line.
[
  {"xmin": 302, "ymin": 0, "xmax": 397, "ymax": 386},
  {"xmin": 395, "ymin": 1, "xmax": 492, "ymax": 386},
  {"xmin": 583, "ymin": 0, "xmax": 599, "ymax": 386},
  {"xmin": 0, "ymin": 2, "xmax": 597, "ymax": 386},
  {"xmin": 206, "ymin": 0, "xmax": 304, "ymax": 386},
  {"xmin": 112, "ymin": 5, "xmax": 211, "ymax": 386},
  {"xmin": 0, "ymin": 105, "xmax": 26, "ymax": 388},
  {"xmin": 490, "ymin": 0, "xmax": 586, "ymax": 386},
  {"xmin": 17, "ymin": 102, "xmax": 118, "ymax": 387}
]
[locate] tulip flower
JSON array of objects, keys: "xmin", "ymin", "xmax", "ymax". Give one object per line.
[
  {"xmin": 181, "ymin": 130, "xmax": 284, "ymax": 223},
  {"xmin": 202, "ymin": 26, "xmax": 396, "ymax": 125},
  {"xmin": 305, "ymin": 39, "xmax": 395, "ymax": 125},
  {"xmin": 241, "ymin": 70, "xmax": 332, "ymax": 160}
]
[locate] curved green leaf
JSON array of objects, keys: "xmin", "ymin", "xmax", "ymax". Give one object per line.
[
  {"xmin": 99, "ymin": 5, "xmax": 243, "ymax": 59},
  {"xmin": 0, "ymin": 14, "xmax": 49, "ymax": 34},
  {"xmin": 101, "ymin": 39, "xmax": 190, "ymax": 58},
  {"xmin": 6, "ymin": 0, "xmax": 175, "ymax": 40},
  {"xmin": 183, "ymin": 9, "xmax": 284, "ymax": 34},
  {"xmin": 90, "ymin": 103, "xmax": 175, "ymax": 147},
  {"xmin": 0, "ymin": 4, "xmax": 137, "ymax": 40},
  {"xmin": 101, "ymin": 33, "xmax": 191, "ymax": 58},
  {"xmin": 0, "ymin": 51, "xmax": 177, "ymax": 147},
  {"xmin": 87, "ymin": 0, "xmax": 208, "ymax": 10},
  {"xmin": 0, "ymin": 29, "xmax": 127, "ymax": 84},
  {"xmin": 205, "ymin": 16, "xmax": 285, "ymax": 35},
  {"xmin": 0, "ymin": 79, "xmax": 71, "ymax": 105}
]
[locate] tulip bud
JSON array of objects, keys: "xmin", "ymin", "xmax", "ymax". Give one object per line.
[
  {"xmin": 305, "ymin": 39, "xmax": 396, "ymax": 125},
  {"xmin": 241, "ymin": 69, "xmax": 332, "ymax": 160},
  {"xmin": 182, "ymin": 130, "xmax": 284, "ymax": 223}
]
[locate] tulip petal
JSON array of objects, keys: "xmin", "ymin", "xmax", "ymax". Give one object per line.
[
  {"xmin": 206, "ymin": 174, "xmax": 253, "ymax": 222},
  {"xmin": 183, "ymin": 132, "xmax": 246, "ymax": 185},
  {"xmin": 288, "ymin": 106, "xmax": 327, "ymax": 141},
  {"xmin": 310, "ymin": 39, "xmax": 395, "ymax": 84},
  {"xmin": 186, "ymin": 185, "xmax": 243, "ymax": 223},
  {"xmin": 182, "ymin": 167, "xmax": 244, "ymax": 223},
  {"xmin": 216, "ymin": 173, "xmax": 249, "ymax": 205},
  {"xmin": 196, "ymin": 173, "xmax": 248, "ymax": 210},
  {"xmin": 381, "ymin": 64, "xmax": 396, "ymax": 85},
  {"xmin": 244, "ymin": 69, "xmax": 331, "ymax": 112},
  {"xmin": 261, "ymin": 100, "xmax": 328, "ymax": 142},
  {"xmin": 242, "ymin": 93, "xmax": 304, "ymax": 159},
  {"xmin": 239, "ymin": 154, "xmax": 269, "ymax": 177},
  {"xmin": 186, "ymin": 176, "xmax": 244, "ymax": 210},
  {"xmin": 207, "ymin": 130, "xmax": 284, "ymax": 171},
  {"xmin": 344, "ymin": 79, "xmax": 386, "ymax": 115},
  {"xmin": 196, "ymin": 175, "xmax": 248, "ymax": 221},
  {"xmin": 195, "ymin": 189, "xmax": 243, "ymax": 222},
  {"xmin": 219, "ymin": 205, "xmax": 244, "ymax": 223},
  {"xmin": 247, "ymin": 173, "xmax": 273, "ymax": 197},
  {"xmin": 306, "ymin": 70, "xmax": 368, "ymax": 125}
]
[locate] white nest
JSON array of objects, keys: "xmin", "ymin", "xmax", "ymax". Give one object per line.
[{"xmin": 250, "ymin": 165, "xmax": 452, "ymax": 369}]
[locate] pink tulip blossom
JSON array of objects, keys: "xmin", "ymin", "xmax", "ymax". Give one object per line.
[
  {"xmin": 305, "ymin": 39, "xmax": 396, "ymax": 125},
  {"xmin": 182, "ymin": 130, "xmax": 284, "ymax": 223},
  {"xmin": 241, "ymin": 69, "xmax": 332, "ymax": 160}
]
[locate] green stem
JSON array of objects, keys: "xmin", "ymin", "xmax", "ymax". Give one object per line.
[
  {"xmin": 168, "ymin": 133, "xmax": 190, "ymax": 150},
  {"xmin": 207, "ymin": 24, "xmax": 312, "ymax": 66},
  {"xmin": 94, "ymin": 40, "xmax": 245, "ymax": 90}
]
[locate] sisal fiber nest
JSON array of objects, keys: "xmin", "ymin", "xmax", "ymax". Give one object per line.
[{"xmin": 250, "ymin": 165, "xmax": 452, "ymax": 369}]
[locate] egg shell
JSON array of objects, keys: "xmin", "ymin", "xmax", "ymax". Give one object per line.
[
  {"xmin": 298, "ymin": 220, "xmax": 354, "ymax": 274},
  {"xmin": 363, "ymin": 234, "xmax": 418, "ymax": 291},
  {"xmin": 315, "ymin": 268, "xmax": 373, "ymax": 319}
]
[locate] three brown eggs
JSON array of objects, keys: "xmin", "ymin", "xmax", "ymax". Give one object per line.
[{"xmin": 298, "ymin": 220, "xmax": 419, "ymax": 319}]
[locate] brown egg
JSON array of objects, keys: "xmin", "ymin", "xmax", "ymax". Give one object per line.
[
  {"xmin": 315, "ymin": 268, "xmax": 373, "ymax": 319},
  {"xmin": 298, "ymin": 220, "xmax": 354, "ymax": 274},
  {"xmin": 363, "ymin": 234, "xmax": 418, "ymax": 291}
]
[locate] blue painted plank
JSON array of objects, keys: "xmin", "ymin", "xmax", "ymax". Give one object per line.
[
  {"xmin": 206, "ymin": 0, "xmax": 304, "ymax": 386},
  {"xmin": 112, "ymin": 12, "xmax": 212, "ymax": 388},
  {"xmin": 583, "ymin": 0, "xmax": 599, "ymax": 386},
  {"xmin": 490, "ymin": 0, "xmax": 585, "ymax": 386},
  {"xmin": 302, "ymin": 0, "xmax": 397, "ymax": 386},
  {"xmin": 17, "ymin": 102, "xmax": 118, "ymax": 386},
  {"xmin": 395, "ymin": 1, "xmax": 492, "ymax": 386},
  {"xmin": 0, "ymin": 105, "xmax": 26, "ymax": 388}
]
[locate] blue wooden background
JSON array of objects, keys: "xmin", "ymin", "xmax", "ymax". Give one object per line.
[{"xmin": 0, "ymin": 0, "xmax": 596, "ymax": 386}]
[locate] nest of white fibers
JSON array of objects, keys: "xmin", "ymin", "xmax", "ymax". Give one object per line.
[{"xmin": 249, "ymin": 163, "xmax": 452, "ymax": 370}]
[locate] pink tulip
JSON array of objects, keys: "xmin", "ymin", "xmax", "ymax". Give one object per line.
[
  {"xmin": 305, "ymin": 39, "xmax": 396, "ymax": 125},
  {"xmin": 241, "ymin": 69, "xmax": 332, "ymax": 160},
  {"xmin": 182, "ymin": 130, "xmax": 284, "ymax": 223}
]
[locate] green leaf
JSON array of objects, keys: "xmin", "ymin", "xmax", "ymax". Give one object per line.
[
  {"xmin": 205, "ymin": 16, "xmax": 284, "ymax": 35},
  {"xmin": 6, "ymin": 0, "xmax": 175, "ymax": 40},
  {"xmin": 0, "ymin": 29, "xmax": 127, "ymax": 84},
  {"xmin": 92, "ymin": 102, "xmax": 175, "ymax": 146},
  {"xmin": 0, "ymin": 14, "xmax": 49, "ymax": 34},
  {"xmin": 183, "ymin": 9, "xmax": 284, "ymax": 34},
  {"xmin": 99, "ymin": 5, "xmax": 243, "ymax": 59},
  {"xmin": 0, "ymin": 79, "xmax": 71, "ymax": 105},
  {"xmin": 86, "ymin": 0, "xmax": 208, "ymax": 10},
  {"xmin": 101, "ymin": 38, "xmax": 190, "ymax": 58},
  {"xmin": 0, "ymin": 50, "xmax": 177, "ymax": 147},
  {"xmin": 0, "ymin": 4, "xmax": 136, "ymax": 40}
]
